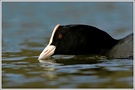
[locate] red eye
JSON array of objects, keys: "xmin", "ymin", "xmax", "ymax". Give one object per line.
[{"xmin": 58, "ymin": 34, "xmax": 62, "ymax": 39}]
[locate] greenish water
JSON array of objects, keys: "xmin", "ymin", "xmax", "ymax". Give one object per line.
[{"xmin": 2, "ymin": 2, "xmax": 133, "ymax": 88}]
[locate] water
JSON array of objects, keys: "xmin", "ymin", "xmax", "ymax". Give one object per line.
[{"xmin": 2, "ymin": 2, "xmax": 133, "ymax": 88}]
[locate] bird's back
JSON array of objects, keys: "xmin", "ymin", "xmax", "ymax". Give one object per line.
[{"xmin": 106, "ymin": 33, "xmax": 133, "ymax": 59}]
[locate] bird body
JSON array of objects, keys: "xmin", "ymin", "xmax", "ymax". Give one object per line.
[{"xmin": 38, "ymin": 24, "xmax": 133, "ymax": 60}]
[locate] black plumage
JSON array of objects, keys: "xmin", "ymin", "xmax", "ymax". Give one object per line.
[{"xmin": 38, "ymin": 24, "xmax": 133, "ymax": 60}]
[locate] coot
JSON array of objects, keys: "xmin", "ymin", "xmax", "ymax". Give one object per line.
[{"xmin": 38, "ymin": 24, "xmax": 133, "ymax": 60}]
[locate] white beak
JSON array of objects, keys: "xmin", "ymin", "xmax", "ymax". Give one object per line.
[
  {"xmin": 38, "ymin": 45, "xmax": 56, "ymax": 60},
  {"xmin": 38, "ymin": 24, "xmax": 60, "ymax": 60}
]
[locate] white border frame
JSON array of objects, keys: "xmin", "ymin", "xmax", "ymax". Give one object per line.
[
  {"xmin": 1, "ymin": 0, "xmax": 134, "ymax": 2},
  {"xmin": 1, "ymin": 0, "xmax": 134, "ymax": 90}
]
